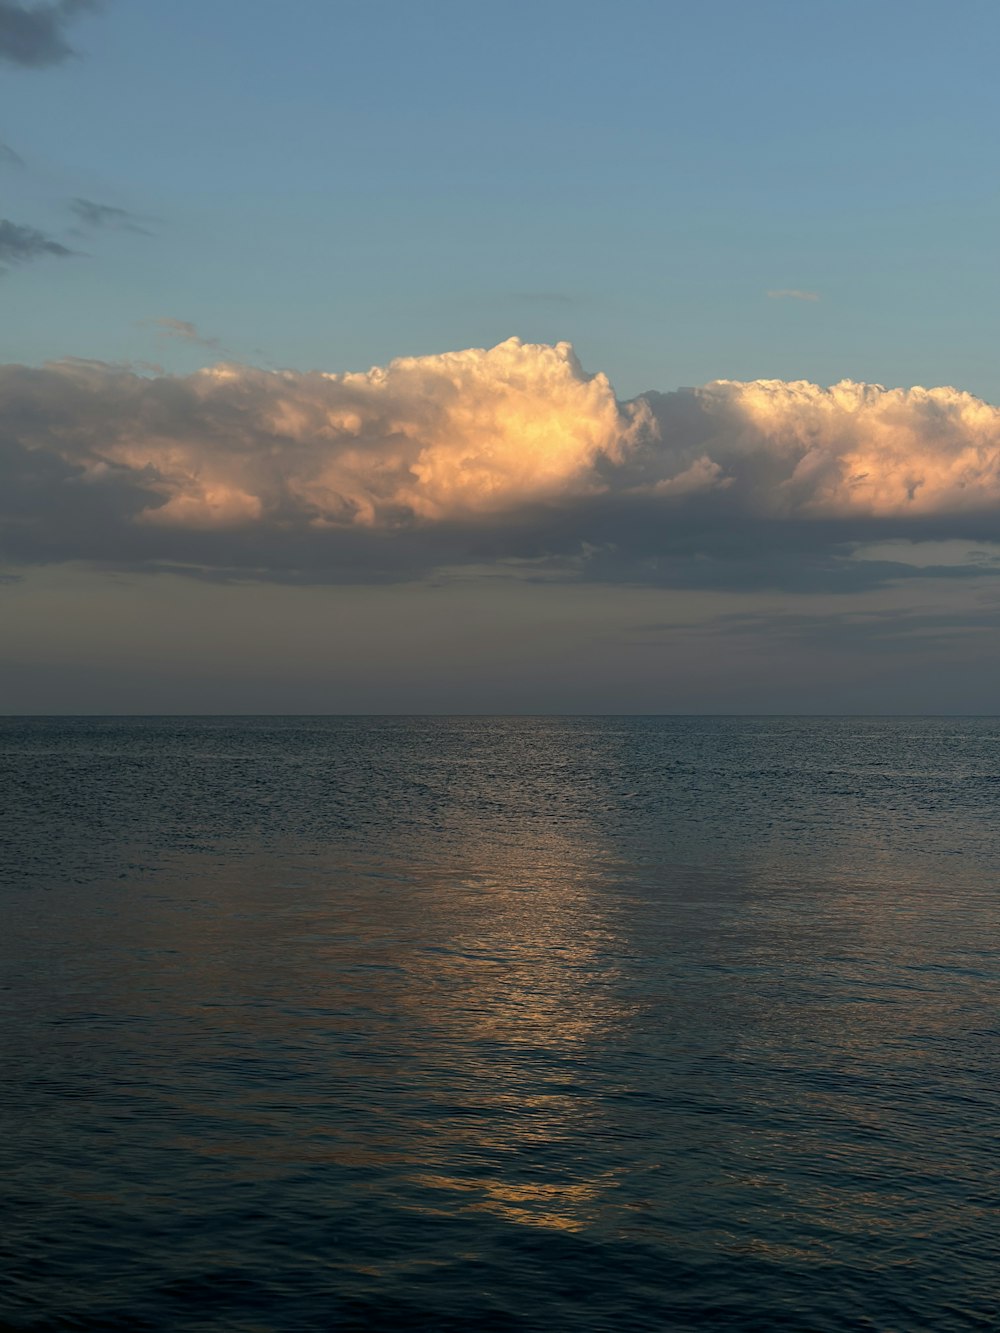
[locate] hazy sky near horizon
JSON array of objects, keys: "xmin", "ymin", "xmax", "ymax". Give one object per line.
[{"xmin": 3, "ymin": 0, "xmax": 1000, "ymax": 712}]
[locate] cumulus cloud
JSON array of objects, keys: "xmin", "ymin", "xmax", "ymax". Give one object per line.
[
  {"xmin": 639, "ymin": 378, "xmax": 1000, "ymax": 519},
  {"xmin": 0, "ymin": 0, "xmax": 98, "ymax": 67},
  {"xmin": 2, "ymin": 337, "xmax": 1000, "ymax": 589}
]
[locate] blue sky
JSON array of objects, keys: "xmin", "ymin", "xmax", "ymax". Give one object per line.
[{"xmin": 3, "ymin": 0, "xmax": 1000, "ymax": 398}]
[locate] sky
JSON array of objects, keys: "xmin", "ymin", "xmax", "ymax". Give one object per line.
[{"xmin": 2, "ymin": 0, "xmax": 1000, "ymax": 713}]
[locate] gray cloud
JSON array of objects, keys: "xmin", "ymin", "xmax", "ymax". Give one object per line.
[
  {"xmin": 631, "ymin": 602, "xmax": 1000, "ymax": 655},
  {"xmin": 70, "ymin": 197, "xmax": 152, "ymax": 235},
  {"xmin": 2, "ymin": 340, "xmax": 1000, "ymax": 591},
  {"xmin": 0, "ymin": 217, "xmax": 74, "ymax": 268},
  {"xmin": 146, "ymin": 318, "xmax": 221, "ymax": 349},
  {"xmin": 0, "ymin": 0, "xmax": 98, "ymax": 67},
  {"xmin": 0, "ymin": 139, "xmax": 25, "ymax": 168}
]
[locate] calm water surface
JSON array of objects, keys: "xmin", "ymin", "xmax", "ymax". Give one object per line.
[{"xmin": 1, "ymin": 717, "xmax": 998, "ymax": 1331}]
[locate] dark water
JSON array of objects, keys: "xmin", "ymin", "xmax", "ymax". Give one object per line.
[{"xmin": 1, "ymin": 717, "xmax": 997, "ymax": 1332}]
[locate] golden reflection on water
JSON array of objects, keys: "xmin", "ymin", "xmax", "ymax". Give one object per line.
[
  {"xmin": 116, "ymin": 803, "xmax": 640, "ymax": 1238},
  {"xmin": 409, "ymin": 1172, "xmax": 619, "ymax": 1234},
  {"xmin": 82, "ymin": 779, "xmax": 1000, "ymax": 1255},
  {"xmin": 375, "ymin": 822, "xmax": 636, "ymax": 1235},
  {"xmin": 7, "ymin": 719, "xmax": 1000, "ymax": 1332}
]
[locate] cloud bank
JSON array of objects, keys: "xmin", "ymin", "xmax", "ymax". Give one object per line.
[{"xmin": 2, "ymin": 337, "xmax": 1000, "ymax": 589}]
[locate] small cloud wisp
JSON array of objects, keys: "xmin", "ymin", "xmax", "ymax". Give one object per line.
[
  {"xmin": 0, "ymin": 217, "xmax": 74, "ymax": 268},
  {"xmin": 766, "ymin": 289, "xmax": 820, "ymax": 302},
  {"xmin": 70, "ymin": 197, "xmax": 152, "ymax": 236},
  {"xmin": 146, "ymin": 318, "xmax": 222, "ymax": 349}
]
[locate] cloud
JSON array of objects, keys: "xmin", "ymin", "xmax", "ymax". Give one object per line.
[
  {"xmin": 766, "ymin": 289, "xmax": 820, "ymax": 302},
  {"xmin": 0, "ymin": 139, "xmax": 24, "ymax": 168},
  {"xmin": 70, "ymin": 197, "xmax": 151, "ymax": 235},
  {"xmin": 146, "ymin": 318, "xmax": 221, "ymax": 349},
  {"xmin": 655, "ymin": 378, "xmax": 1000, "ymax": 519},
  {"xmin": 0, "ymin": 217, "xmax": 74, "ymax": 268},
  {"xmin": 2, "ymin": 338, "xmax": 1000, "ymax": 589},
  {"xmin": 0, "ymin": 0, "xmax": 98, "ymax": 68},
  {"xmin": 633, "ymin": 603, "xmax": 1000, "ymax": 653}
]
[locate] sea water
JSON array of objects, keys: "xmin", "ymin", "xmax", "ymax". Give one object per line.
[{"xmin": 1, "ymin": 717, "xmax": 997, "ymax": 1331}]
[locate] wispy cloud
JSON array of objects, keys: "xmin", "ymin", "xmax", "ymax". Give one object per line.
[
  {"xmin": 0, "ymin": 0, "xmax": 99, "ymax": 68},
  {"xmin": 3, "ymin": 339, "xmax": 1000, "ymax": 590},
  {"xmin": 0, "ymin": 217, "xmax": 74, "ymax": 268},
  {"xmin": 634, "ymin": 605, "xmax": 1000, "ymax": 652},
  {"xmin": 0, "ymin": 138, "xmax": 24, "ymax": 168},
  {"xmin": 766, "ymin": 288, "xmax": 820, "ymax": 302},
  {"xmin": 70, "ymin": 197, "xmax": 152, "ymax": 235},
  {"xmin": 147, "ymin": 318, "xmax": 221, "ymax": 349}
]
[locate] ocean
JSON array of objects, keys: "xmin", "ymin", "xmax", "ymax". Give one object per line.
[{"xmin": 1, "ymin": 716, "xmax": 997, "ymax": 1331}]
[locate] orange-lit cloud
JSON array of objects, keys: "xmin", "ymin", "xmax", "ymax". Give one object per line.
[
  {"xmin": 0, "ymin": 339, "xmax": 646, "ymax": 530},
  {"xmin": 2, "ymin": 339, "xmax": 1000, "ymax": 590},
  {"xmin": 643, "ymin": 378, "xmax": 1000, "ymax": 518}
]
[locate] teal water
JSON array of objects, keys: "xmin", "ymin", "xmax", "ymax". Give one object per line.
[{"xmin": 1, "ymin": 717, "xmax": 998, "ymax": 1331}]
